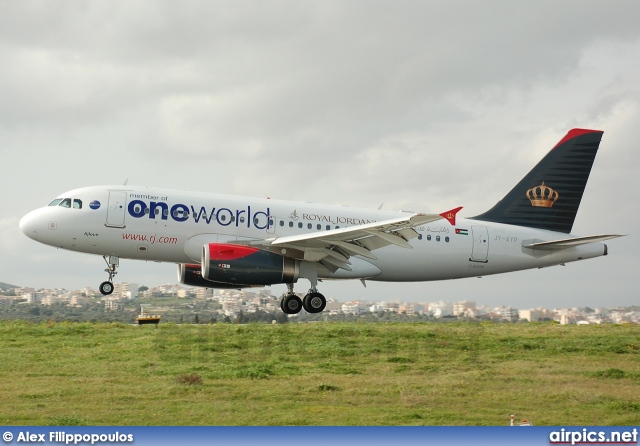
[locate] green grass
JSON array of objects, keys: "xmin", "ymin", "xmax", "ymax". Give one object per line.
[{"xmin": 0, "ymin": 321, "xmax": 638, "ymax": 425}]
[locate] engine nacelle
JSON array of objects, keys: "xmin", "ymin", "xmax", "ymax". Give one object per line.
[
  {"xmin": 178, "ymin": 263, "xmax": 254, "ymax": 289},
  {"xmin": 202, "ymin": 243, "xmax": 299, "ymax": 286}
]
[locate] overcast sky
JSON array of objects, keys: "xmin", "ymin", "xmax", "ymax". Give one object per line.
[{"xmin": 1, "ymin": 1, "xmax": 638, "ymax": 309}]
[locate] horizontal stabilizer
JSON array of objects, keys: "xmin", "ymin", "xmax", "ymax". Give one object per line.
[{"xmin": 522, "ymin": 234, "xmax": 625, "ymax": 250}]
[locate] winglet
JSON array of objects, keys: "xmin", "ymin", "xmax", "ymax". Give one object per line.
[{"xmin": 440, "ymin": 207, "xmax": 463, "ymax": 226}]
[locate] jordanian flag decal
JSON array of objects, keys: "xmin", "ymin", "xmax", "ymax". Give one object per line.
[{"xmin": 455, "ymin": 228, "xmax": 469, "ymax": 235}]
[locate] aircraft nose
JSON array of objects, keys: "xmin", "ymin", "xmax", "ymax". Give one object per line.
[{"xmin": 20, "ymin": 210, "xmax": 41, "ymax": 241}]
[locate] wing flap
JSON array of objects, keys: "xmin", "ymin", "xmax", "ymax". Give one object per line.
[{"xmin": 330, "ymin": 239, "xmax": 378, "ymax": 260}]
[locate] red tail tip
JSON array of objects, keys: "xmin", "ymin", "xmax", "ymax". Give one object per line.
[{"xmin": 552, "ymin": 128, "xmax": 603, "ymax": 150}]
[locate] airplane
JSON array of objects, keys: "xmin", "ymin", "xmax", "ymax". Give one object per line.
[{"xmin": 19, "ymin": 128, "xmax": 623, "ymax": 314}]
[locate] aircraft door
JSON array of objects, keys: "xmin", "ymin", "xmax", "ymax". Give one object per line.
[
  {"xmin": 106, "ymin": 191, "xmax": 127, "ymax": 228},
  {"xmin": 470, "ymin": 226, "xmax": 489, "ymax": 263}
]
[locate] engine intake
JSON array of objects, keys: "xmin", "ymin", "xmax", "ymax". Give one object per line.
[{"xmin": 202, "ymin": 243, "xmax": 299, "ymax": 286}]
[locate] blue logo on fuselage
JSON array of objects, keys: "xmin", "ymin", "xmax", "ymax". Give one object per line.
[
  {"xmin": 90, "ymin": 200, "xmax": 101, "ymax": 210},
  {"xmin": 127, "ymin": 200, "xmax": 271, "ymax": 230}
]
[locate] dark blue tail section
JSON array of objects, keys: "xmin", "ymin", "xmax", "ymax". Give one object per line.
[{"xmin": 471, "ymin": 129, "xmax": 603, "ymax": 234}]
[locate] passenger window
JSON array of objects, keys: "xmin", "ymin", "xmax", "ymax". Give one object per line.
[
  {"xmin": 436, "ymin": 235, "xmax": 441, "ymax": 242},
  {"xmin": 231, "ymin": 216, "xmax": 235, "ymax": 222},
  {"xmin": 279, "ymin": 220, "xmax": 284, "ymax": 227},
  {"xmin": 72, "ymin": 199, "xmax": 82, "ymax": 209},
  {"xmin": 445, "ymin": 236, "xmax": 450, "ymax": 243},
  {"xmin": 173, "ymin": 209, "xmax": 187, "ymax": 218},
  {"xmin": 59, "ymin": 198, "xmax": 71, "ymax": 208},
  {"xmin": 49, "ymin": 199, "xmax": 63, "ymax": 207},
  {"xmin": 326, "ymin": 225, "xmax": 330, "ymax": 230},
  {"xmin": 289, "ymin": 221, "xmax": 293, "ymax": 228},
  {"xmin": 163, "ymin": 209, "xmax": 168, "ymax": 217},
  {"xmin": 254, "ymin": 218, "xmax": 259, "ymax": 225},
  {"xmin": 427, "ymin": 235, "xmax": 431, "ymax": 241},
  {"xmin": 220, "ymin": 214, "xmax": 226, "ymax": 221},
  {"xmin": 268, "ymin": 218, "xmax": 273, "ymax": 227},
  {"xmin": 145, "ymin": 208, "xmax": 150, "ymax": 215},
  {"xmin": 240, "ymin": 217, "xmax": 245, "ymax": 223},
  {"xmin": 418, "ymin": 234, "xmax": 423, "ymax": 240},
  {"xmin": 317, "ymin": 224, "xmax": 321, "ymax": 230},
  {"xmin": 298, "ymin": 222, "xmax": 302, "ymax": 228},
  {"xmin": 307, "ymin": 223, "xmax": 312, "ymax": 229}
]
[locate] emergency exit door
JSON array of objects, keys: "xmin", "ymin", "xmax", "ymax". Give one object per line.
[{"xmin": 470, "ymin": 226, "xmax": 489, "ymax": 263}]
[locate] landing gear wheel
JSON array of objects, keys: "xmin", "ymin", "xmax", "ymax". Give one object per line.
[
  {"xmin": 100, "ymin": 255, "xmax": 119, "ymax": 296},
  {"xmin": 99, "ymin": 281, "xmax": 114, "ymax": 295},
  {"xmin": 281, "ymin": 294, "xmax": 302, "ymax": 314},
  {"xmin": 303, "ymin": 292, "xmax": 326, "ymax": 313}
]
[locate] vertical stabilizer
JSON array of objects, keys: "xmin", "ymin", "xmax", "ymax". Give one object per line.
[{"xmin": 471, "ymin": 129, "xmax": 603, "ymax": 233}]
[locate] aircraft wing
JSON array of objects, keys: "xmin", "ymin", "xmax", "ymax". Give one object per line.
[{"xmin": 245, "ymin": 208, "xmax": 461, "ymax": 272}]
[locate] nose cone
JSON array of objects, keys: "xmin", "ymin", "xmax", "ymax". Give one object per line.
[{"xmin": 20, "ymin": 209, "xmax": 41, "ymax": 241}]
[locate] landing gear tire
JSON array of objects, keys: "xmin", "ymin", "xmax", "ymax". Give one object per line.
[
  {"xmin": 281, "ymin": 294, "xmax": 302, "ymax": 314},
  {"xmin": 100, "ymin": 255, "xmax": 119, "ymax": 296},
  {"xmin": 99, "ymin": 281, "xmax": 114, "ymax": 295},
  {"xmin": 303, "ymin": 292, "xmax": 326, "ymax": 313}
]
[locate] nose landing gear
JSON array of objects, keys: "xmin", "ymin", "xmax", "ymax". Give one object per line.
[{"xmin": 99, "ymin": 255, "xmax": 119, "ymax": 296}]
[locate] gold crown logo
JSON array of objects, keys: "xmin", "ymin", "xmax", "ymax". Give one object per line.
[{"xmin": 526, "ymin": 182, "xmax": 559, "ymax": 208}]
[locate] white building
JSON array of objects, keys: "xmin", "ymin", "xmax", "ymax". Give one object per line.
[
  {"xmin": 519, "ymin": 309, "xmax": 546, "ymax": 322},
  {"xmin": 499, "ymin": 306, "xmax": 519, "ymax": 322},
  {"xmin": 115, "ymin": 282, "xmax": 139, "ymax": 299},
  {"xmin": 428, "ymin": 301, "xmax": 452, "ymax": 317},
  {"xmin": 23, "ymin": 292, "xmax": 44, "ymax": 304},
  {"xmin": 453, "ymin": 300, "xmax": 476, "ymax": 317},
  {"xmin": 342, "ymin": 301, "xmax": 366, "ymax": 315},
  {"xmin": 42, "ymin": 295, "xmax": 66, "ymax": 306},
  {"xmin": 369, "ymin": 303, "xmax": 388, "ymax": 313},
  {"xmin": 104, "ymin": 298, "xmax": 125, "ymax": 311}
]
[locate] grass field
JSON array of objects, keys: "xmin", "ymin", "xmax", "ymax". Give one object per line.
[{"xmin": 0, "ymin": 320, "xmax": 638, "ymax": 426}]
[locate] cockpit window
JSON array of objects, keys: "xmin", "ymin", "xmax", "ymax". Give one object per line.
[{"xmin": 49, "ymin": 197, "xmax": 82, "ymax": 209}]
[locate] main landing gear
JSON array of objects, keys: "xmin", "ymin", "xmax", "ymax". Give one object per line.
[
  {"xmin": 99, "ymin": 255, "xmax": 119, "ymax": 296},
  {"xmin": 280, "ymin": 283, "xmax": 327, "ymax": 315}
]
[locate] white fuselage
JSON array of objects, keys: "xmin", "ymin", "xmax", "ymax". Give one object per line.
[{"xmin": 19, "ymin": 185, "xmax": 607, "ymax": 284}]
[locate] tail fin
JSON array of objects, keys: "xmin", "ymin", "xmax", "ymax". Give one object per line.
[{"xmin": 471, "ymin": 128, "xmax": 603, "ymax": 233}]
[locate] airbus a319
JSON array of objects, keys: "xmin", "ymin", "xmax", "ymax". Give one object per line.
[{"xmin": 20, "ymin": 129, "xmax": 623, "ymax": 314}]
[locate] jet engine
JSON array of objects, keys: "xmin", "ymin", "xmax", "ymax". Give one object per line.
[
  {"xmin": 201, "ymin": 243, "xmax": 299, "ymax": 286},
  {"xmin": 177, "ymin": 263, "xmax": 257, "ymax": 289}
]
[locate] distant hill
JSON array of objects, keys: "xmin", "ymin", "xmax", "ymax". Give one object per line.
[{"xmin": 0, "ymin": 282, "xmax": 18, "ymax": 290}]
